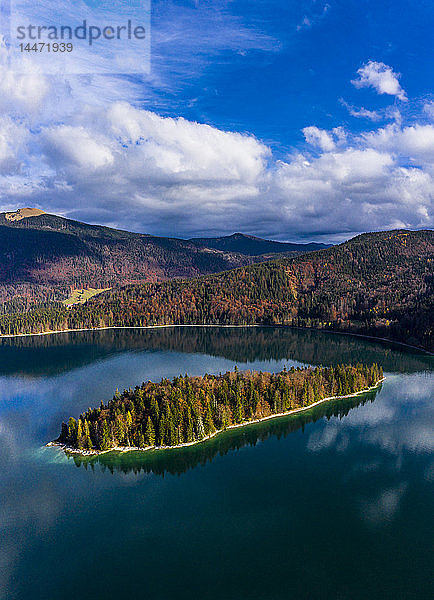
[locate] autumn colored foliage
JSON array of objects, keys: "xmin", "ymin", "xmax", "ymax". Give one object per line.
[
  {"xmin": 57, "ymin": 363, "xmax": 383, "ymax": 451},
  {"xmin": 1, "ymin": 229, "xmax": 432, "ymax": 350}
]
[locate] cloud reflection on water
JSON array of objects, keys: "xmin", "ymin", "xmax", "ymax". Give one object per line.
[{"xmin": 306, "ymin": 372, "xmax": 433, "ymax": 526}]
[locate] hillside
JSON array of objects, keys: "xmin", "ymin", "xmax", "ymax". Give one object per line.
[
  {"xmin": 0, "ymin": 209, "xmax": 316, "ymax": 312},
  {"xmin": 1, "ymin": 229, "xmax": 432, "ymax": 350}
]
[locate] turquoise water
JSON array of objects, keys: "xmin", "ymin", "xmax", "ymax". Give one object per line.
[{"xmin": 0, "ymin": 327, "xmax": 432, "ymax": 599}]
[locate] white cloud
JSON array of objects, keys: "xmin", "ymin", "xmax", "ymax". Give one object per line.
[
  {"xmin": 268, "ymin": 145, "xmax": 432, "ymax": 238},
  {"xmin": 106, "ymin": 102, "xmax": 269, "ymax": 183},
  {"xmin": 0, "ymin": 44, "xmax": 432, "ymax": 240},
  {"xmin": 0, "ymin": 44, "xmax": 49, "ymax": 115},
  {"xmin": 43, "ymin": 126, "xmax": 114, "ymax": 172},
  {"xmin": 0, "ymin": 117, "xmax": 30, "ymax": 175},
  {"xmin": 37, "ymin": 102, "xmax": 270, "ymax": 202},
  {"xmin": 303, "ymin": 126, "xmax": 336, "ymax": 151},
  {"xmin": 340, "ymin": 99, "xmax": 382, "ymax": 122},
  {"xmin": 361, "ymin": 123, "xmax": 434, "ymax": 171},
  {"xmin": 424, "ymin": 101, "xmax": 434, "ymax": 120},
  {"xmin": 2, "ymin": 101, "xmax": 433, "ymax": 239},
  {"xmin": 24, "ymin": 102, "xmax": 271, "ymax": 235},
  {"xmin": 352, "ymin": 61, "xmax": 407, "ymax": 101}
]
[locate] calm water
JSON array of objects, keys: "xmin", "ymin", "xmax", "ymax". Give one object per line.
[{"xmin": 0, "ymin": 327, "xmax": 432, "ymax": 600}]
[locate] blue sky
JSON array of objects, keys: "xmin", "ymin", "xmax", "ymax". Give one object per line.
[
  {"xmin": 148, "ymin": 0, "xmax": 432, "ymax": 150},
  {"xmin": 0, "ymin": 0, "xmax": 432, "ymax": 241}
]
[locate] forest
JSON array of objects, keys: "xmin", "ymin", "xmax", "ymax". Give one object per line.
[
  {"xmin": 57, "ymin": 363, "xmax": 383, "ymax": 452},
  {"xmin": 0, "ymin": 211, "xmax": 308, "ymax": 310},
  {"xmin": 1, "ymin": 229, "xmax": 432, "ymax": 350},
  {"xmin": 68, "ymin": 386, "xmax": 380, "ymax": 476}
]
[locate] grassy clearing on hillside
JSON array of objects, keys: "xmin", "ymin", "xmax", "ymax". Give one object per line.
[{"xmin": 62, "ymin": 288, "xmax": 110, "ymax": 307}]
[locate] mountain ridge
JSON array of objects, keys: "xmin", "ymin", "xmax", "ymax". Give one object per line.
[
  {"xmin": 1, "ymin": 228, "xmax": 432, "ymax": 350},
  {"xmin": 188, "ymin": 232, "xmax": 330, "ymax": 255},
  {"xmin": 0, "ymin": 209, "xmax": 324, "ymax": 312}
]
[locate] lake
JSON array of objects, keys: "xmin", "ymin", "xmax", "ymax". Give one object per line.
[{"xmin": 0, "ymin": 326, "xmax": 432, "ymax": 600}]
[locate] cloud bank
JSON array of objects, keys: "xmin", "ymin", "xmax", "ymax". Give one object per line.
[{"xmin": 0, "ymin": 46, "xmax": 432, "ymax": 241}]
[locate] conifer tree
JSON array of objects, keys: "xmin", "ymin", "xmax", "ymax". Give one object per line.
[
  {"xmin": 68, "ymin": 417, "xmax": 77, "ymax": 445},
  {"xmin": 144, "ymin": 417, "xmax": 155, "ymax": 446},
  {"xmin": 100, "ymin": 420, "xmax": 111, "ymax": 450},
  {"xmin": 83, "ymin": 420, "xmax": 93, "ymax": 449},
  {"xmin": 76, "ymin": 419, "xmax": 83, "ymax": 449}
]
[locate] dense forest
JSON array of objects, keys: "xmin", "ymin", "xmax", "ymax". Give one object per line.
[
  {"xmin": 57, "ymin": 363, "xmax": 383, "ymax": 452},
  {"xmin": 0, "ymin": 210, "xmax": 313, "ymax": 309},
  {"xmin": 69, "ymin": 386, "xmax": 379, "ymax": 476},
  {"xmin": 1, "ymin": 229, "xmax": 432, "ymax": 350}
]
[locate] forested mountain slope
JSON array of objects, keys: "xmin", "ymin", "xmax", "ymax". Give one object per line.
[
  {"xmin": 0, "ymin": 209, "xmax": 315, "ymax": 312},
  {"xmin": 0, "ymin": 229, "xmax": 432, "ymax": 350}
]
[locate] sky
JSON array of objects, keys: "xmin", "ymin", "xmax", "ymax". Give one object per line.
[{"xmin": 0, "ymin": 0, "xmax": 433, "ymax": 241}]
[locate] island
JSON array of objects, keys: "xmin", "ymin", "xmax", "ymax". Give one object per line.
[{"xmin": 52, "ymin": 363, "xmax": 384, "ymax": 455}]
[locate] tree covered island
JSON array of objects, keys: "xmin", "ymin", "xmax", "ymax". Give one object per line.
[{"xmin": 55, "ymin": 364, "xmax": 383, "ymax": 453}]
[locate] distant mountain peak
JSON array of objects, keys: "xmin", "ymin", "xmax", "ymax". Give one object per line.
[
  {"xmin": 188, "ymin": 232, "xmax": 331, "ymax": 256},
  {"xmin": 5, "ymin": 208, "xmax": 45, "ymax": 222},
  {"xmin": 0, "ymin": 211, "xmax": 327, "ymax": 312},
  {"xmin": 229, "ymin": 232, "xmax": 261, "ymax": 241}
]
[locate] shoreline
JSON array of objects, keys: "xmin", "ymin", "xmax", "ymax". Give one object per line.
[
  {"xmin": 47, "ymin": 377, "xmax": 385, "ymax": 457},
  {"xmin": 0, "ymin": 323, "xmax": 431, "ymax": 355}
]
